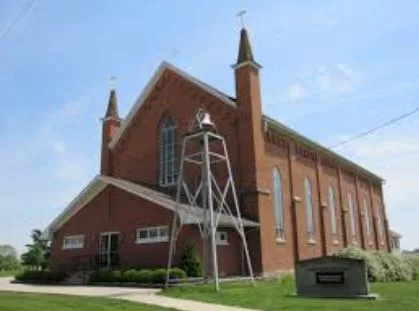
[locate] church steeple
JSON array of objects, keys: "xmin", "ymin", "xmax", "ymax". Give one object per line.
[
  {"xmin": 101, "ymin": 88, "xmax": 121, "ymax": 176},
  {"xmin": 234, "ymin": 27, "xmax": 261, "ymax": 68},
  {"xmin": 236, "ymin": 28, "xmax": 254, "ymax": 64},
  {"xmin": 105, "ymin": 89, "xmax": 119, "ymax": 119}
]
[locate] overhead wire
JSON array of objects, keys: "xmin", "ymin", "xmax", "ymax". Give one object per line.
[
  {"xmin": 0, "ymin": 0, "xmax": 36, "ymax": 42},
  {"xmin": 328, "ymin": 106, "xmax": 419, "ymax": 149}
]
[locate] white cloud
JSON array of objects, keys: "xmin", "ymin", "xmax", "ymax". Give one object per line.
[
  {"xmin": 52, "ymin": 141, "xmax": 66, "ymax": 155},
  {"xmin": 288, "ymin": 81, "xmax": 308, "ymax": 101},
  {"xmin": 315, "ymin": 63, "xmax": 361, "ymax": 95},
  {"xmin": 335, "ymin": 130, "xmax": 419, "ymax": 250}
]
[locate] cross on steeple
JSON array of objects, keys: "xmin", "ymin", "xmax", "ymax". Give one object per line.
[{"xmin": 236, "ymin": 10, "xmax": 247, "ymax": 28}]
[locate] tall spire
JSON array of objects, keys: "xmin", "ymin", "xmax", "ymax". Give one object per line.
[
  {"xmin": 105, "ymin": 89, "xmax": 119, "ymax": 119},
  {"xmin": 236, "ymin": 27, "xmax": 255, "ymax": 64}
]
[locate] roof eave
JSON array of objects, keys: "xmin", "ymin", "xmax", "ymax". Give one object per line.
[{"xmin": 263, "ymin": 115, "xmax": 385, "ymax": 183}]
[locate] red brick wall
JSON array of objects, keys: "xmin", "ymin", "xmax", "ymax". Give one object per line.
[
  {"xmin": 59, "ymin": 65, "xmax": 391, "ymax": 277},
  {"xmin": 50, "ymin": 185, "xmax": 243, "ymax": 275}
]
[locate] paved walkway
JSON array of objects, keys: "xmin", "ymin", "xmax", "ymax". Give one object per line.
[{"xmin": 0, "ymin": 277, "xmax": 260, "ymax": 311}]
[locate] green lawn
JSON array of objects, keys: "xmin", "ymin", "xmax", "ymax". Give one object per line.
[
  {"xmin": 163, "ymin": 277, "xmax": 419, "ymax": 311},
  {"xmin": 0, "ymin": 292, "xmax": 175, "ymax": 311},
  {"xmin": 0, "ymin": 270, "xmax": 20, "ymax": 277}
]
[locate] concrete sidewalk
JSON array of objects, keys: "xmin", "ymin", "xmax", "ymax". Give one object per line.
[{"xmin": 0, "ymin": 277, "xmax": 260, "ymax": 311}]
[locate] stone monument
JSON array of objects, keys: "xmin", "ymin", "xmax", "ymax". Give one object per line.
[{"xmin": 295, "ymin": 256, "xmax": 377, "ymax": 299}]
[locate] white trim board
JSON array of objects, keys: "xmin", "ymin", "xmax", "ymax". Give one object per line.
[
  {"xmin": 108, "ymin": 61, "xmax": 236, "ymax": 150},
  {"xmin": 42, "ymin": 175, "xmax": 259, "ymax": 240}
]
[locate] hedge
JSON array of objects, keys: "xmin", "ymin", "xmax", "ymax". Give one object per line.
[
  {"xmin": 334, "ymin": 247, "xmax": 416, "ymax": 282},
  {"xmin": 14, "ymin": 270, "xmax": 68, "ymax": 283},
  {"xmin": 88, "ymin": 267, "xmax": 186, "ymax": 284}
]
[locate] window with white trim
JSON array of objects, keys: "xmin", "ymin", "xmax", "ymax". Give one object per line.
[
  {"xmin": 62, "ymin": 235, "xmax": 84, "ymax": 250},
  {"xmin": 159, "ymin": 117, "xmax": 178, "ymax": 186},
  {"xmin": 216, "ymin": 231, "xmax": 228, "ymax": 245},
  {"xmin": 304, "ymin": 178, "xmax": 315, "ymax": 241},
  {"xmin": 328, "ymin": 185, "xmax": 338, "ymax": 237},
  {"xmin": 273, "ymin": 168, "xmax": 285, "ymax": 240},
  {"xmin": 348, "ymin": 192, "xmax": 356, "ymax": 236},
  {"xmin": 364, "ymin": 198, "xmax": 373, "ymax": 237},
  {"xmin": 136, "ymin": 226, "xmax": 169, "ymax": 244}
]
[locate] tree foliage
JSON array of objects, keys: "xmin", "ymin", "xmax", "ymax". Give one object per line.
[
  {"xmin": 179, "ymin": 243, "xmax": 202, "ymax": 277},
  {"xmin": 21, "ymin": 229, "xmax": 50, "ymax": 270},
  {"xmin": 0, "ymin": 244, "xmax": 20, "ymax": 271}
]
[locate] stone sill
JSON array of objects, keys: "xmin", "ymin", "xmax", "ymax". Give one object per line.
[
  {"xmin": 276, "ymin": 238, "xmax": 286, "ymax": 245},
  {"xmin": 307, "ymin": 239, "xmax": 316, "ymax": 245}
]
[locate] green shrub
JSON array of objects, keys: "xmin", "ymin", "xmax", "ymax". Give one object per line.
[
  {"xmin": 169, "ymin": 267, "xmax": 187, "ymax": 280},
  {"xmin": 334, "ymin": 247, "xmax": 385, "ymax": 282},
  {"xmin": 88, "ymin": 269, "xmax": 120, "ymax": 283},
  {"xmin": 151, "ymin": 268, "xmax": 168, "ymax": 284},
  {"xmin": 334, "ymin": 247, "xmax": 415, "ymax": 282},
  {"xmin": 15, "ymin": 270, "xmax": 67, "ymax": 283},
  {"xmin": 136, "ymin": 269, "xmax": 153, "ymax": 284},
  {"xmin": 179, "ymin": 244, "xmax": 202, "ymax": 277},
  {"xmin": 122, "ymin": 269, "xmax": 138, "ymax": 283}
]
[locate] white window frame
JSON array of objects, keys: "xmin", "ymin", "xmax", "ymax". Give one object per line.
[
  {"xmin": 62, "ymin": 235, "xmax": 84, "ymax": 250},
  {"xmin": 136, "ymin": 226, "xmax": 169, "ymax": 244},
  {"xmin": 216, "ymin": 231, "xmax": 228, "ymax": 245},
  {"xmin": 304, "ymin": 178, "xmax": 315, "ymax": 242},
  {"xmin": 159, "ymin": 118, "xmax": 178, "ymax": 186},
  {"xmin": 273, "ymin": 168, "xmax": 285, "ymax": 241},
  {"xmin": 328, "ymin": 185, "xmax": 338, "ymax": 239}
]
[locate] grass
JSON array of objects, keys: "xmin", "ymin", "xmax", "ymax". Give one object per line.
[
  {"xmin": 0, "ymin": 292, "xmax": 175, "ymax": 311},
  {"xmin": 163, "ymin": 276, "xmax": 419, "ymax": 311},
  {"xmin": 0, "ymin": 269, "xmax": 20, "ymax": 277}
]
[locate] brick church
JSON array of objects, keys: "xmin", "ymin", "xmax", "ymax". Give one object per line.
[{"xmin": 44, "ymin": 27, "xmax": 391, "ymax": 276}]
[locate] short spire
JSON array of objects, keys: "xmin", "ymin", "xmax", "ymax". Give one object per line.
[
  {"xmin": 105, "ymin": 89, "xmax": 119, "ymax": 119},
  {"xmin": 236, "ymin": 27, "xmax": 255, "ymax": 64}
]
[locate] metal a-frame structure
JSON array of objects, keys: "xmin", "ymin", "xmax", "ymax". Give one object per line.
[{"xmin": 165, "ymin": 109, "xmax": 255, "ymax": 291}]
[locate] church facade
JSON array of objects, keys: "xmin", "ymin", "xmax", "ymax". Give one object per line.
[{"xmin": 44, "ymin": 28, "xmax": 391, "ymax": 277}]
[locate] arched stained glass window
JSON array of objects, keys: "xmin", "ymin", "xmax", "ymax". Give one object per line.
[
  {"xmin": 304, "ymin": 178, "xmax": 315, "ymax": 240},
  {"xmin": 328, "ymin": 185, "xmax": 338, "ymax": 237},
  {"xmin": 273, "ymin": 168, "xmax": 284, "ymax": 240},
  {"xmin": 159, "ymin": 117, "xmax": 177, "ymax": 186}
]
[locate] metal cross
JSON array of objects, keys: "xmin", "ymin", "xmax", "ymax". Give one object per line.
[
  {"xmin": 108, "ymin": 76, "xmax": 116, "ymax": 90},
  {"xmin": 236, "ymin": 10, "xmax": 247, "ymax": 28}
]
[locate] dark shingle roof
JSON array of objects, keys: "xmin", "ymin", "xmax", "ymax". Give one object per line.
[
  {"xmin": 237, "ymin": 28, "xmax": 255, "ymax": 64},
  {"xmin": 105, "ymin": 89, "xmax": 119, "ymax": 119}
]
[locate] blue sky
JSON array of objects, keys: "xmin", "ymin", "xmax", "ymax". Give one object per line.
[{"xmin": 1, "ymin": 0, "xmax": 418, "ymax": 253}]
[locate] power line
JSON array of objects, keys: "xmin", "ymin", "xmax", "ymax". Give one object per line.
[
  {"xmin": 0, "ymin": 0, "xmax": 36, "ymax": 41},
  {"xmin": 329, "ymin": 106, "xmax": 419, "ymax": 149}
]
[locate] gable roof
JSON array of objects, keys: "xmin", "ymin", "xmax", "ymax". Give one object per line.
[
  {"xmin": 263, "ymin": 115, "xmax": 384, "ymax": 182},
  {"xmin": 108, "ymin": 61, "xmax": 236, "ymax": 150},
  {"xmin": 42, "ymin": 175, "xmax": 259, "ymax": 240}
]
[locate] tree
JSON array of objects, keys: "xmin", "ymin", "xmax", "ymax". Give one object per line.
[
  {"xmin": 179, "ymin": 243, "xmax": 202, "ymax": 277},
  {"xmin": 21, "ymin": 229, "xmax": 50, "ymax": 270},
  {"xmin": 0, "ymin": 244, "xmax": 20, "ymax": 271}
]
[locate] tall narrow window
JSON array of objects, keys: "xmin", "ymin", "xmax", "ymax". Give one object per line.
[
  {"xmin": 273, "ymin": 168, "xmax": 284, "ymax": 240},
  {"xmin": 348, "ymin": 192, "xmax": 356, "ymax": 236},
  {"xmin": 364, "ymin": 198, "xmax": 373, "ymax": 238},
  {"xmin": 328, "ymin": 185, "xmax": 338, "ymax": 238},
  {"xmin": 304, "ymin": 178, "xmax": 315, "ymax": 241},
  {"xmin": 159, "ymin": 117, "xmax": 177, "ymax": 186}
]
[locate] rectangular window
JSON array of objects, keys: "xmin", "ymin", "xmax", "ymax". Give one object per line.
[
  {"xmin": 136, "ymin": 226, "xmax": 169, "ymax": 244},
  {"xmin": 216, "ymin": 231, "xmax": 228, "ymax": 245},
  {"xmin": 62, "ymin": 235, "xmax": 84, "ymax": 250}
]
